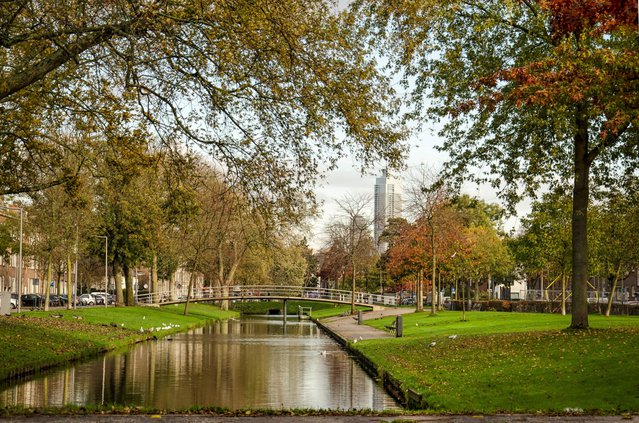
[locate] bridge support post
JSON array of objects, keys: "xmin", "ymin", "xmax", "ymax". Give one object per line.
[
  {"xmin": 357, "ymin": 310, "xmax": 363, "ymax": 325},
  {"xmin": 283, "ymin": 299, "xmax": 287, "ymax": 323},
  {"xmin": 395, "ymin": 315, "xmax": 403, "ymax": 338}
]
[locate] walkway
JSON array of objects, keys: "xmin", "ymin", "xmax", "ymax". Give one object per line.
[{"xmin": 317, "ymin": 306, "xmax": 416, "ymax": 343}]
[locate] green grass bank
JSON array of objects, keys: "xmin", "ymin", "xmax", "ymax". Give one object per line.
[
  {"xmin": 356, "ymin": 311, "xmax": 639, "ymax": 414},
  {"xmin": 0, "ymin": 304, "xmax": 238, "ymax": 382}
]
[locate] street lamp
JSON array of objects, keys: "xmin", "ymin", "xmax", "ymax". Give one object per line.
[
  {"xmin": 95, "ymin": 235, "xmax": 108, "ymax": 308},
  {"xmin": 0, "ymin": 205, "xmax": 23, "ymax": 313}
]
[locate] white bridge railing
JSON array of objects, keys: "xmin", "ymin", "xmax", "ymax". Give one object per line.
[{"xmin": 135, "ymin": 285, "xmax": 397, "ymax": 307}]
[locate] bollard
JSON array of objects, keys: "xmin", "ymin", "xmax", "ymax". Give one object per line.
[
  {"xmin": 357, "ymin": 310, "xmax": 363, "ymax": 325},
  {"xmin": 396, "ymin": 315, "xmax": 403, "ymax": 338}
]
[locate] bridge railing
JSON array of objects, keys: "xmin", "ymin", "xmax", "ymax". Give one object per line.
[{"xmin": 135, "ymin": 285, "xmax": 397, "ymax": 307}]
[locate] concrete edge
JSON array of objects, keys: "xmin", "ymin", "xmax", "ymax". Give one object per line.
[{"xmin": 313, "ymin": 317, "xmax": 420, "ymax": 409}]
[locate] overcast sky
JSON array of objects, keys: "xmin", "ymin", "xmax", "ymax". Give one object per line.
[
  {"xmin": 307, "ymin": 0, "xmax": 530, "ymax": 250},
  {"xmin": 306, "ymin": 119, "xmax": 529, "ymax": 250}
]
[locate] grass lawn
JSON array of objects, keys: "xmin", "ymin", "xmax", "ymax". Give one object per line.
[
  {"xmin": 358, "ymin": 311, "xmax": 639, "ymax": 413},
  {"xmin": 0, "ymin": 304, "xmax": 237, "ymax": 382}
]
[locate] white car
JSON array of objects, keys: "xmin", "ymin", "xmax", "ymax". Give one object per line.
[{"xmin": 79, "ymin": 293, "xmax": 96, "ymax": 306}]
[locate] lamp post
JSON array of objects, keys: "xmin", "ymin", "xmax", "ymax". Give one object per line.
[
  {"xmin": 0, "ymin": 205, "xmax": 23, "ymax": 313},
  {"xmin": 95, "ymin": 235, "xmax": 108, "ymax": 308}
]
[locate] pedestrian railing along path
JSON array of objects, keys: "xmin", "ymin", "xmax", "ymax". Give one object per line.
[{"xmin": 135, "ymin": 285, "xmax": 398, "ymax": 308}]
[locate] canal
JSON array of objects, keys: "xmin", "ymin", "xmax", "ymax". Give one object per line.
[{"xmin": 0, "ymin": 316, "xmax": 399, "ymax": 410}]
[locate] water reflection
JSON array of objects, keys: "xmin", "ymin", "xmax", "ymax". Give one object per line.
[{"xmin": 0, "ymin": 317, "xmax": 398, "ymax": 410}]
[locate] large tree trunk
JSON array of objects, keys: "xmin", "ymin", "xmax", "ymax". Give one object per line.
[
  {"xmin": 184, "ymin": 268, "xmax": 196, "ymax": 316},
  {"xmin": 461, "ymin": 279, "xmax": 467, "ymax": 321},
  {"xmin": 169, "ymin": 272, "xmax": 175, "ymax": 301},
  {"xmin": 561, "ymin": 271, "xmax": 566, "ymax": 316},
  {"xmin": 571, "ymin": 108, "xmax": 590, "ymax": 329},
  {"xmin": 113, "ymin": 258, "xmax": 124, "ymax": 306},
  {"xmin": 605, "ymin": 264, "xmax": 622, "ymax": 317},
  {"xmin": 66, "ymin": 254, "xmax": 73, "ymax": 310},
  {"xmin": 431, "ymin": 243, "xmax": 436, "ymax": 315},
  {"xmin": 44, "ymin": 254, "xmax": 52, "ymax": 311},
  {"xmin": 152, "ymin": 253, "xmax": 159, "ymax": 304},
  {"xmin": 123, "ymin": 264, "xmax": 134, "ymax": 306},
  {"xmin": 351, "ymin": 259, "xmax": 356, "ymax": 314},
  {"xmin": 416, "ymin": 270, "xmax": 424, "ymax": 312}
]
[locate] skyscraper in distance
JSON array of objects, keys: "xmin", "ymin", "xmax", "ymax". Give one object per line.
[{"xmin": 373, "ymin": 169, "xmax": 402, "ymax": 252}]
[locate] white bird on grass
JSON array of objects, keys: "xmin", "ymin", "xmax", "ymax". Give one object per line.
[
  {"xmin": 428, "ymin": 341, "xmax": 436, "ymax": 347},
  {"xmin": 448, "ymin": 334, "xmax": 458, "ymax": 340}
]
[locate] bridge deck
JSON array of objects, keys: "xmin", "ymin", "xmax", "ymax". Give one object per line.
[{"xmin": 136, "ymin": 285, "xmax": 397, "ymax": 308}]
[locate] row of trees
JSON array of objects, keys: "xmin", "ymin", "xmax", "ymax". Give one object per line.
[
  {"xmin": 1, "ymin": 142, "xmax": 316, "ymax": 312},
  {"xmin": 514, "ymin": 181, "xmax": 639, "ymax": 316},
  {"xmin": 3, "ymin": 0, "xmax": 638, "ymax": 329},
  {"xmin": 316, "ymin": 174, "xmax": 513, "ymax": 315},
  {"xmin": 316, "ymin": 172, "xmax": 639, "ymax": 318},
  {"xmin": 0, "ymin": 0, "xmax": 404, "ymax": 314},
  {"xmin": 352, "ymin": 0, "xmax": 639, "ymax": 329}
]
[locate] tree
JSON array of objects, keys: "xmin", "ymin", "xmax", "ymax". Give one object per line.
[
  {"xmin": 268, "ymin": 241, "xmax": 308, "ymax": 287},
  {"xmin": 463, "ymin": 226, "xmax": 514, "ymax": 301},
  {"xmin": 1, "ymin": 0, "xmax": 407, "ymax": 213},
  {"xmin": 405, "ymin": 167, "xmax": 453, "ymax": 313},
  {"xmin": 94, "ymin": 134, "xmax": 156, "ymax": 305},
  {"xmin": 331, "ymin": 194, "xmax": 375, "ymax": 314},
  {"xmin": 511, "ymin": 190, "xmax": 573, "ymax": 313},
  {"xmin": 589, "ymin": 182, "xmax": 639, "ymax": 315},
  {"xmin": 354, "ymin": 0, "xmax": 639, "ymax": 328}
]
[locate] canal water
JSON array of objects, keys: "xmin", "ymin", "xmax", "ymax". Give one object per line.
[{"xmin": 0, "ymin": 316, "xmax": 398, "ymax": 410}]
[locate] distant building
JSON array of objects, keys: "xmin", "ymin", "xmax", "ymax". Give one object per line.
[{"xmin": 373, "ymin": 170, "xmax": 402, "ymax": 252}]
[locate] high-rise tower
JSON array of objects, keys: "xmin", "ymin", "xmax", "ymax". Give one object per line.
[{"xmin": 373, "ymin": 170, "xmax": 402, "ymax": 252}]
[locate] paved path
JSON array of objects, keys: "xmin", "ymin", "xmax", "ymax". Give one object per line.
[{"xmin": 317, "ymin": 306, "xmax": 416, "ymax": 343}]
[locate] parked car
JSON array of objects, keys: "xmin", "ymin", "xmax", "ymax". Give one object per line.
[
  {"xmin": 21, "ymin": 293, "xmax": 45, "ymax": 307},
  {"xmin": 78, "ymin": 293, "xmax": 96, "ymax": 306},
  {"xmin": 49, "ymin": 294, "xmax": 67, "ymax": 307},
  {"xmin": 400, "ymin": 297, "xmax": 415, "ymax": 305},
  {"xmin": 61, "ymin": 294, "xmax": 82, "ymax": 305},
  {"xmin": 92, "ymin": 292, "xmax": 115, "ymax": 305}
]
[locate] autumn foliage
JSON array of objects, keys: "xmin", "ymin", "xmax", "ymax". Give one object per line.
[{"xmin": 539, "ymin": 0, "xmax": 637, "ymax": 37}]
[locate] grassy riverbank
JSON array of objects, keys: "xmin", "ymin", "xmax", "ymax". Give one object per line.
[
  {"xmin": 0, "ymin": 304, "xmax": 238, "ymax": 382},
  {"xmin": 357, "ymin": 311, "xmax": 639, "ymax": 413}
]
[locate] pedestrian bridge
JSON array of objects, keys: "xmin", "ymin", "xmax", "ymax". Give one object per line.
[{"xmin": 136, "ymin": 285, "xmax": 397, "ymax": 308}]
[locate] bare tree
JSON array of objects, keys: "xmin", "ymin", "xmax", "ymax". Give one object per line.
[
  {"xmin": 406, "ymin": 167, "xmax": 452, "ymax": 314},
  {"xmin": 333, "ymin": 194, "xmax": 374, "ymax": 314}
]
